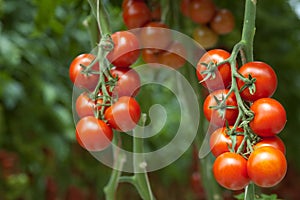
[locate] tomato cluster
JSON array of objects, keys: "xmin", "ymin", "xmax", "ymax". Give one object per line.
[
  {"xmin": 122, "ymin": 0, "xmax": 187, "ymax": 69},
  {"xmin": 69, "ymin": 31, "xmax": 142, "ymax": 151},
  {"xmin": 180, "ymin": 0, "xmax": 235, "ymax": 49},
  {"xmin": 197, "ymin": 49, "xmax": 287, "ymax": 190}
]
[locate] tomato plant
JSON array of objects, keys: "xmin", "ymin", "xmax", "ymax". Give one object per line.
[
  {"xmin": 237, "ymin": 61, "xmax": 277, "ymax": 102},
  {"xmin": 196, "ymin": 49, "xmax": 233, "ymax": 91},
  {"xmin": 75, "ymin": 116, "xmax": 113, "ymax": 151},
  {"xmin": 247, "ymin": 146, "xmax": 287, "ymax": 188},
  {"xmin": 209, "ymin": 126, "xmax": 244, "ymax": 157},
  {"xmin": 69, "ymin": 54, "xmax": 99, "ymax": 90},
  {"xmin": 213, "ymin": 152, "xmax": 250, "ymax": 190},
  {"xmin": 104, "ymin": 96, "xmax": 141, "ymax": 132},
  {"xmin": 107, "ymin": 31, "xmax": 140, "ymax": 68},
  {"xmin": 250, "ymin": 98, "xmax": 286, "ymax": 137},
  {"xmin": 203, "ymin": 89, "xmax": 238, "ymax": 127}
]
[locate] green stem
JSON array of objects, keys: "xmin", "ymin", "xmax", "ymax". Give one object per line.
[
  {"xmin": 244, "ymin": 183, "xmax": 256, "ymax": 200},
  {"xmin": 83, "ymin": 14, "xmax": 99, "ymax": 48}
]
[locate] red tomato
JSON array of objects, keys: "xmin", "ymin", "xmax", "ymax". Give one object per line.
[
  {"xmin": 158, "ymin": 42, "xmax": 187, "ymax": 69},
  {"xmin": 122, "ymin": 1, "xmax": 152, "ymax": 29},
  {"xmin": 104, "ymin": 96, "xmax": 141, "ymax": 132},
  {"xmin": 110, "ymin": 67, "xmax": 141, "ymax": 97},
  {"xmin": 107, "ymin": 31, "xmax": 140, "ymax": 68},
  {"xmin": 122, "ymin": 0, "xmax": 145, "ymax": 9},
  {"xmin": 180, "ymin": 0, "xmax": 191, "ymax": 17},
  {"xmin": 247, "ymin": 146, "xmax": 287, "ymax": 187},
  {"xmin": 203, "ymin": 89, "xmax": 238, "ymax": 127},
  {"xmin": 213, "ymin": 152, "xmax": 250, "ymax": 190},
  {"xmin": 254, "ymin": 136, "xmax": 286, "ymax": 155},
  {"xmin": 210, "ymin": 9, "xmax": 235, "ymax": 35},
  {"xmin": 237, "ymin": 62, "xmax": 277, "ymax": 102},
  {"xmin": 150, "ymin": 2, "xmax": 161, "ymax": 21},
  {"xmin": 196, "ymin": 49, "xmax": 233, "ymax": 91},
  {"xmin": 75, "ymin": 92, "xmax": 103, "ymax": 118},
  {"xmin": 140, "ymin": 22, "xmax": 173, "ymax": 50},
  {"xmin": 250, "ymin": 98, "xmax": 286, "ymax": 137},
  {"xmin": 69, "ymin": 54, "xmax": 99, "ymax": 90},
  {"xmin": 193, "ymin": 25, "xmax": 219, "ymax": 49},
  {"xmin": 209, "ymin": 126, "xmax": 244, "ymax": 157},
  {"xmin": 75, "ymin": 116, "xmax": 113, "ymax": 151},
  {"xmin": 190, "ymin": 0, "xmax": 216, "ymax": 24}
]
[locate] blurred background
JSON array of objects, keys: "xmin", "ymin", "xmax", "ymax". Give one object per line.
[{"xmin": 0, "ymin": 0, "xmax": 300, "ymax": 199}]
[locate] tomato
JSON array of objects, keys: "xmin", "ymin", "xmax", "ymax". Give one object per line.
[
  {"xmin": 104, "ymin": 96, "xmax": 141, "ymax": 132},
  {"xmin": 75, "ymin": 116, "xmax": 113, "ymax": 151},
  {"xmin": 196, "ymin": 49, "xmax": 233, "ymax": 91},
  {"xmin": 180, "ymin": 0, "xmax": 191, "ymax": 17},
  {"xmin": 69, "ymin": 54, "xmax": 99, "ymax": 90},
  {"xmin": 140, "ymin": 22, "xmax": 172, "ymax": 50},
  {"xmin": 210, "ymin": 9, "xmax": 235, "ymax": 35},
  {"xmin": 193, "ymin": 25, "xmax": 219, "ymax": 49},
  {"xmin": 75, "ymin": 92, "xmax": 103, "ymax": 118},
  {"xmin": 250, "ymin": 98, "xmax": 286, "ymax": 137},
  {"xmin": 237, "ymin": 61, "xmax": 277, "ymax": 102},
  {"xmin": 247, "ymin": 146, "xmax": 287, "ymax": 188},
  {"xmin": 213, "ymin": 152, "xmax": 250, "ymax": 190},
  {"xmin": 190, "ymin": 0, "xmax": 216, "ymax": 24},
  {"xmin": 254, "ymin": 136, "xmax": 286, "ymax": 155},
  {"xmin": 150, "ymin": 2, "xmax": 161, "ymax": 21},
  {"xmin": 203, "ymin": 89, "xmax": 238, "ymax": 127},
  {"xmin": 122, "ymin": 0, "xmax": 145, "ymax": 9},
  {"xmin": 110, "ymin": 67, "xmax": 141, "ymax": 97},
  {"xmin": 209, "ymin": 126, "xmax": 244, "ymax": 157},
  {"xmin": 158, "ymin": 42, "xmax": 187, "ymax": 69},
  {"xmin": 107, "ymin": 31, "xmax": 140, "ymax": 68},
  {"xmin": 122, "ymin": 1, "xmax": 152, "ymax": 29}
]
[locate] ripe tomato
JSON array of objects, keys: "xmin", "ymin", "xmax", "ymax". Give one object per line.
[
  {"xmin": 213, "ymin": 152, "xmax": 250, "ymax": 190},
  {"xmin": 237, "ymin": 62, "xmax": 277, "ymax": 102},
  {"xmin": 250, "ymin": 98, "xmax": 286, "ymax": 137},
  {"xmin": 69, "ymin": 54, "xmax": 99, "ymax": 90},
  {"xmin": 140, "ymin": 22, "xmax": 172, "ymax": 50},
  {"xmin": 190, "ymin": 0, "xmax": 216, "ymax": 24},
  {"xmin": 196, "ymin": 49, "xmax": 233, "ymax": 91},
  {"xmin": 107, "ymin": 31, "xmax": 140, "ymax": 68},
  {"xmin": 150, "ymin": 2, "xmax": 161, "ymax": 21},
  {"xmin": 254, "ymin": 136, "xmax": 286, "ymax": 155},
  {"xmin": 210, "ymin": 9, "xmax": 235, "ymax": 35},
  {"xmin": 104, "ymin": 96, "xmax": 141, "ymax": 132},
  {"xmin": 75, "ymin": 92, "xmax": 103, "ymax": 118},
  {"xmin": 203, "ymin": 89, "xmax": 238, "ymax": 127},
  {"xmin": 180, "ymin": 0, "xmax": 190, "ymax": 17},
  {"xmin": 122, "ymin": 1, "xmax": 152, "ymax": 29},
  {"xmin": 158, "ymin": 42, "xmax": 187, "ymax": 69},
  {"xmin": 247, "ymin": 146, "xmax": 287, "ymax": 188},
  {"xmin": 110, "ymin": 67, "xmax": 141, "ymax": 97},
  {"xmin": 209, "ymin": 126, "xmax": 244, "ymax": 157},
  {"xmin": 122, "ymin": 0, "xmax": 144, "ymax": 9},
  {"xmin": 193, "ymin": 25, "xmax": 219, "ymax": 49},
  {"xmin": 75, "ymin": 116, "xmax": 113, "ymax": 151}
]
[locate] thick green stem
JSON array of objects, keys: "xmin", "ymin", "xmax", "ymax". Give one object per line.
[{"xmin": 244, "ymin": 183, "xmax": 256, "ymax": 200}]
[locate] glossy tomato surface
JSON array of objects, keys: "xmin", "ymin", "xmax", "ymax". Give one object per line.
[
  {"xmin": 237, "ymin": 61, "xmax": 277, "ymax": 102},
  {"xmin": 75, "ymin": 92, "xmax": 103, "ymax": 118},
  {"xmin": 69, "ymin": 54, "xmax": 99, "ymax": 90},
  {"xmin": 210, "ymin": 9, "xmax": 235, "ymax": 35},
  {"xmin": 254, "ymin": 136, "xmax": 286, "ymax": 155},
  {"xmin": 76, "ymin": 116, "xmax": 113, "ymax": 151},
  {"xmin": 203, "ymin": 89, "xmax": 238, "ymax": 127},
  {"xmin": 213, "ymin": 152, "xmax": 250, "ymax": 190},
  {"xmin": 196, "ymin": 49, "xmax": 233, "ymax": 91},
  {"xmin": 104, "ymin": 96, "xmax": 141, "ymax": 132},
  {"xmin": 122, "ymin": 1, "xmax": 151, "ymax": 29},
  {"xmin": 247, "ymin": 146, "xmax": 287, "ymax": 188},
  {"xmin": 250, "ymin": 98, "xmax": 286, "ymax": 137},
  {"xmin": 107, "ymin": 31, "xmax": 140, "ymax": 68},
  {"xmin": 190, "ymin": 0, "xmax": 216, "ymax": 24}
]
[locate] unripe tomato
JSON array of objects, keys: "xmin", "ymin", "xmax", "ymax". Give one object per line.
[
  {"xmin": 193, "ymin": 25, "xmax": 219, "ymax": 49},
  {"xmin": 247, "ymin": 146, "xmax": 287, "ymax": 188},
  {"xmin": 213, "ymin": 152, "xmax": 250, "ymax": 190}
]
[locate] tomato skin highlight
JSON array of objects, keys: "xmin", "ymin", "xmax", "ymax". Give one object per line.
[
  {"xmin": 213, "ymin": 152, "xmax": 250, "ymax": 190},
  {"xmin": 105, "ymin": 96, "xmax": 141, "ymax": 132},
  {"xmin": 209, "ymin": 126, "xmax": 244, "ymax": 157},
  {"xmin": 196, "ymin": 49, "xmax": 233, "ymax": 91},
  {"xmin": 75, "ymin": 116, "xmax": 113, "ymax": 151},
  {"xmin": 250, "ymin": 98, "xmax": 286, "ymax": 137},
  {"xmin": 69, "ymin": 54, "xmax": 99, "ymax": 90},
  {"xmin": 237, "ymin": 61, "xmax": 277, "ymax": 102},
  {"xmin": 203, "ymin": 89, "xmax": 238, "ymax": 127},
  {"xmin": 247, "ymin": 146, "xmax": 287, "ymax": 188},
  {"xmin": 254, "ymin": 136, "xmax": 286, "ymax": 155},
  {"xmin": 107, "ymin": 31, "xmax": 140, "ymax": 68}
]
